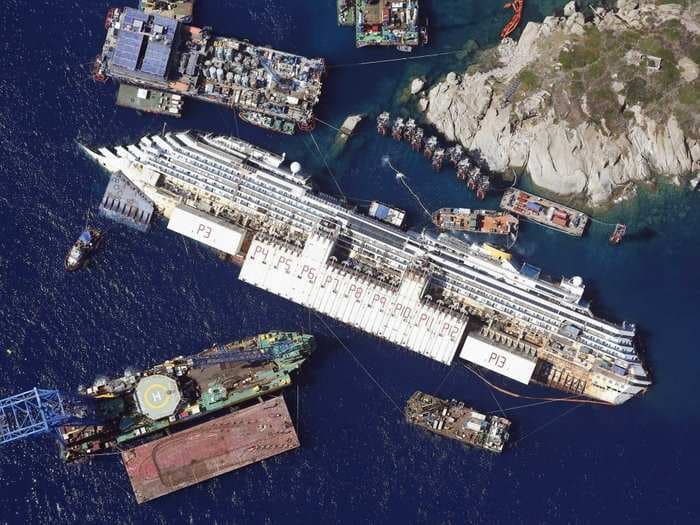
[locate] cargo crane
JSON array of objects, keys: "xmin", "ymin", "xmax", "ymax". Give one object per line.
[
  {"xmin": 0, "ymin": 388, "xmax": 98, "ymax": 445},
  {"xmin": 255, "ymin": 51, "xmax": 299, "ymax": 92},
  {"xmin": 189, "ymin": 340, "xmax": 300, "ymax": 368}
]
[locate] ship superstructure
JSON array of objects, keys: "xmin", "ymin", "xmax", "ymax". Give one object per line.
[
  {"xmin": 60, "ymin": 332, "xmax": 314, "ymax": 461},
  {"xmin": 95, "ymin": 7, "xmax": 325, "ymax": 133},
  {"xmin": 83, "ymin": 131, "xmax": 651, "ymax": 405}
]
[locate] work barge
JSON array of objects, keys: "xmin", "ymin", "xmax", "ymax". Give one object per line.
[
  {"xmin": 405, "ymin": 391, "xmax": 511, "ymax": 453},
  {"xmin": 95, "ymin": 7, "xmax": 325, "ymax": 133},
  {"xmin": 83, "ymin": 131, "xmax": 652, "ymax": 405}
]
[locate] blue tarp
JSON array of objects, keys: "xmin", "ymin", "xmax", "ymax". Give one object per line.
[{"xmin": 78, "ymin": 231, "xmax": 92, "ymax": 244}]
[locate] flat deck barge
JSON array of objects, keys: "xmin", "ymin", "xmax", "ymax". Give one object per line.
[
  {"xmin": 432, "ymin": 208, "xmax": 518, "ymax": 235},
  {"xmin": 122, "ymin": 396, "xmax": 299, "ymax": 503},
  {"xmin": 405, "ymin": 391, "xmax": 511, "ymax": 453},
  {"xmin": 500, "ymin": 188, "xmax": 589, "ymax": 236},
  {"xmin": 96, "ymin": 7, "xmax": 325, "ymax": 133},
  {"xmin": 116, "ymin": 84, "xmax": 183, "ymax": 117}
]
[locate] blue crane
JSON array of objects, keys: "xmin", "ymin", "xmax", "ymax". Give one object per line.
[
  {"xmin": 189, "ymin": 341, "xmax": 297, "ymax": 368},
  {"xmin": 0, "ymin": 388, "xmax": 98, "ymax": 446}
]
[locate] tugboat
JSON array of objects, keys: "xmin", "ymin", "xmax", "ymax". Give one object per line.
[
  {"xmin": 377, "ymin": 112, "xmax": 391, "ymax": 135},
  {"xmin": 609, "ymin": 223, "xmax": 627, "ymax": 245},
  {"xmin": 65, "ymin": 227, "xmax": 103, "ymax": 272}
]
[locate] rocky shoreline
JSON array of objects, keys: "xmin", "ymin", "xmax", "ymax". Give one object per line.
[{"xmin": 413, "ymin": 1, "xmax": 699, "ymax": 205}]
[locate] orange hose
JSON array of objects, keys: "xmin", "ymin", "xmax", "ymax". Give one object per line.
[{"xmin": 462, "ymin": 364, "xmax": 614, "ymax": 406}]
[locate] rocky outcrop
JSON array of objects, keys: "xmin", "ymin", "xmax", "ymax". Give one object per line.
[{"xmin": 422, "ymin": 1, "xmax": 699, "ymax": 204}]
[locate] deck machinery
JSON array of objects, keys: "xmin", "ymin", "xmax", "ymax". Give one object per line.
[
  {"xmin": 83, "ymin": 131, "xmax": 652, "ymax": 405},
  {"xmin": 95, "ymin": 7, "xmax": 325, "ymax": 133}
]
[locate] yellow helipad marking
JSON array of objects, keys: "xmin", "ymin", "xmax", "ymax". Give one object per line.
[{"xmin": 143, "ymin": 383, "xmax": 171, "ymax": 409}]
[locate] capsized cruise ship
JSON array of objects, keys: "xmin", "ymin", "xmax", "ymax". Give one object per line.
[{"xmin": 82, "ymin": 131, "xmax": 652, "ymax": 405}]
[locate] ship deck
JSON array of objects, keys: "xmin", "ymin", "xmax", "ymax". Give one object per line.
[
  {"xmin": 121, "ymin": 396, "xmax": 299, "ymax": 504},
  {"xmin": 500, "ymin": 188, "xmax": 588, "ymax": 236},
  {"xmin": 116, "ymin": 85, "xmax": 183, "ymax": 117}
]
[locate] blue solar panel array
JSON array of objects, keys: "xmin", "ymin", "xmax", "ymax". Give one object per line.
[
  {"xmin": 112, "ymin": 31, "xmax": 146, "ymax": 71},
  {"xmin": 141, "ymin": 40, "xmax": 171, "ymax": 77},
  {"xmin": 122, "ymin": 7, "xmax": 149, "ymax": 28},
  {"xmin": 110, "ymin": 8, "xmax": 179, "ymax": 79}
]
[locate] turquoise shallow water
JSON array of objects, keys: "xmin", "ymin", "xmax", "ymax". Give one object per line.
[{"xmin": 0, "ymin": 0, "xmax": 699, "ymax": 523}]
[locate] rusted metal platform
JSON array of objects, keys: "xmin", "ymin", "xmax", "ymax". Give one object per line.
[{"xmin": 121, "ymin": 396, "xmax": 299, "ymax": 504}]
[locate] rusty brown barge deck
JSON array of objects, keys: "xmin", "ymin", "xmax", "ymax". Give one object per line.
[{"xmin": 121, "ymin": 396, "xmax": 299, "ymax": 504}]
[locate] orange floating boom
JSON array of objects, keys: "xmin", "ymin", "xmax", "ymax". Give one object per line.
[{"xmin": 500, "ymin": 0, "xmax": 524, "ymax": 39}]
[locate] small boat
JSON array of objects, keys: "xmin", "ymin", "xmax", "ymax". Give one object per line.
[
  {"xmin": 432, "ymin": 208, "xmax": 519, "ymax": 235},
  {"xmin": 609, "ymin": 224, "xmax": 627, "ymax": 245},
  {"xmin": 65, "ymin": 227, "xmax": 103, "ymax": 272}
]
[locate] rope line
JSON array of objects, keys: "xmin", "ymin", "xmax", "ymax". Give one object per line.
[
  {"xmin": 309, "ymin": 131, "xmax": 346, "ymax": 198},
  {"xmin": 385, "ymin": 159, "xmax": 433, "ymax": 220},
  {"xmin": 489, "ymin": 398, "xmax": 580, "ymax": 414},
  {"xmin": 329, "ymin": 50, "xmax": 461, "ymax": 69},
  {"xmin": 487, "ymin": 385, "xmax": 507, "ymax": 419},
  {"xmin": 512, "ymin": 404, "xmax": 583, "ymax": 446},
  {"xmin": 313, "ymin": 311, "xmax": 402, "ymax": 414},
  {"xmin": 314, "ymin": 117, "xmax": 343, "ymax": 133},
  {"xmin": 433, "ymin": 365, "xmax": 454, "ymax": 395}
]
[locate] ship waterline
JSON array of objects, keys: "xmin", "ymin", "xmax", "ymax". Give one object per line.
[{"xmin": 83, "ymin": 131, "xmax": 652, "ymax": 405}]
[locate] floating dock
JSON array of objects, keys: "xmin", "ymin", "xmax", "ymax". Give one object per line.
[
  {"xmin": 500, "ymin": 188, "xmax": 589, "ymax": 236},
  {"xmin": 116, "ymin": 84, "xmax": 183, "ymax": 117},
  {"xmin": 405, "ymin": 391, "xmax": 511, "ymax": 453},
  {"xmin": 96, "ymin": 7, "xmax": 325, "ymax": 133},
  {"xmin": 122, "ymin": 396, "xmax": 299, "ymax": 504}
]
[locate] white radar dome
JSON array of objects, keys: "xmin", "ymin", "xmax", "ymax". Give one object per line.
[
  {"xmin": 571, "ymin": 276, "xmax": 583, "ymax": 287},
  {"xmin": 290, "ymin": 161, "xmax": 302, "ymax": 174}
]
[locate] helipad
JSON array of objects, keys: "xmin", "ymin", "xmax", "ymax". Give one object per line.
[{"xmin": 135, "ymin": 375, "xmax": 181, "ymax": 420}]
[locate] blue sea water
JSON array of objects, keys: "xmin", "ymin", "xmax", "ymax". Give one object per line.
[{"xmin": 1, "ymin": 0, "xmax": 699, "ymax": 523}]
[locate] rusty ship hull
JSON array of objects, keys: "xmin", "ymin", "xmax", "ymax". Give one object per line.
[{"xmin": 122, "ymin": 396, "xmax": 299, "ymax": 503}]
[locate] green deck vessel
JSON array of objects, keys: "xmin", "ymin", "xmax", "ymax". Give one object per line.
[{"xmin": 59, "ymin": 332, "xmax": 314, "ymax": 461}]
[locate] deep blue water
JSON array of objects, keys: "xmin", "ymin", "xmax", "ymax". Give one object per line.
[{"xmin": 1, "ymin": 1, "xmax": 699, "ymax": 523}]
